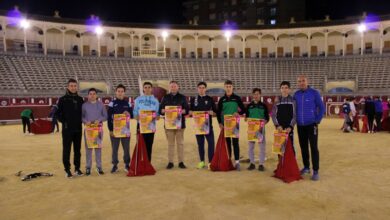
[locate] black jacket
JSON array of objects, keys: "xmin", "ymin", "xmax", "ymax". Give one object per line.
[
  {"xmin": 56, "ymin": 90, "xmax": 84, "ymax": 132},
  {"xmin": 159, "ymin": 93, "xmax": 189, "ymax": 129},
  {"xmin": 190, "ymin": 95, "xmax": 217, "ymax": 127}
]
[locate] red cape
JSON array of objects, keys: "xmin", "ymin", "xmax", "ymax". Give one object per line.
[
  {"xmin": 273, "ymin": 137, "xmax": 302, "ymax": 183},
  {"xmin": 210, "ymin": 129, "xmax": 235, "ymax": 172},
  {"xmin": 127, "ymin": 133, "xmax": 156, "ymax": 177}
]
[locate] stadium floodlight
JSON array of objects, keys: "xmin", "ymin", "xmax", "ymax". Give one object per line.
[
  {"xmin": 162, "ymin": 31, "xmax": 169, "ymax": 41},
  {"xmin": 95, "ymin": 26, "xmax": 103, "ymax": 36},
  {"xmin": 358, "ymin": 23, "xmax": 367, "ymax": 33},
  {"xmin": 224, "ymin": 30, "xmax": 232, "ymax": 42},
  {"xmin": 19, "ymin": 19, "xmax": 30, "ymax": 29}
]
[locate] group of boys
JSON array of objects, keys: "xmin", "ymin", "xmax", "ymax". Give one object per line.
[{"xmin": 56, "ymin": 75, "xmax": 324, "ymax": 181}]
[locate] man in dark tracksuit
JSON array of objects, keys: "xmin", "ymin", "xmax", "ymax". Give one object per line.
[
  {"xmin": 217, "ymin": 80, "xmax": 246, "ymax": 171},
  {"xmin": 294, "ymin": 76, "xmax": 325, "ymax": 181},
  {"xmin": 107, "ymin": 84, "xmax": 133, "ymax": 173},
  {"xmin": 159, "ymin": 81, "xmax": 190, "ymax": 169},
  {"xmin": 190, "ymin": 82, "xmax": 217, "ymax": 169},
  {"xmin": 365, "ymin": 97, "xmax": 376, "ymax": 133},
  {"xmin": 56, "ymin": 79, "xmax": 84, "ymax": 178},
  {"xmin": 272, "ymin": 81, "xmax": 296, "ymax": 153}
]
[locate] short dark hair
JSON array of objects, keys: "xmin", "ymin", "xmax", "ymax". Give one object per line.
[
  {"xmin": 88, "ymin": 88, "xmax": 97, "ymax": 94},
  {"xmin": 116, "ymin": 84, "xmax": 126, "ymax": 91},
  {"xmin": 224, "ymin": 80, "xmax": 233, "ymax": 85},
  {"xmin": 197, "ymin": 81, "xmax": 207, "ymax": 87},
  {"xmin": 143, "ymin": 82, "xmax": 153, "ymax": 87},
  {"xmin": 68, "ymin": 78, "xmax": 77, "ymax": 84},
  {"xmin": 169, "ymin": 80, "xmax": 178, "ymax": 85},
  {"xmin": 280, "ymin": 81, "xmax": 291, "ymax": 88},
  {"xmin": 252, "ymin": 88, "xmax": 262, "ymax": 94}
]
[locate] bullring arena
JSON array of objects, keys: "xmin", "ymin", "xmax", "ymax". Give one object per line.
[{"xmin": 1, "ymin": 7, "xmax": 390, "ymax": 220}]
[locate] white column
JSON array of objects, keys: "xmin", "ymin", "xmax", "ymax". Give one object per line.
[
  {"xmin": 342, "ymin": 33, "xmax": 346, "ymax": 56},
  {"xmin": 242, "ymin": 36, "xmax": 246, "ymax": 59},
  {"xmin": 130, "ymin": 33, "xmax": 134, "ymax": 57},
  {"xmin": 155, "ymin": 35, "xmax": 159, "ymax": 51},
  {"xmin": 23, "ymin": 28, "xmax": 27, "ymax": 54},
  {"xmin": 3, "ymin": 25, "xmax": 7, "ymax": 52},
  {"xmin": 307, "ymin": 33, "xmax": 311, "ymax": 57},
  {"xmin": 62, "ymin": 31, "xmax": 66, "ymax": 56},
  {"xmin": 380, "ymin": 28, "xmax": 384, "ymax": 55},
  {"xmin": 210, "ymin": 37, "xmax": 214, "ymax": 59},
  {"xmin": 360, "ymin": 32, "xmax": 364, "ymax": 55},
  {"xmin": 43, "ymin": 29, "xmax": 47, "ymax": 55},
  {"xmin": 291, "ymin": 37, "xmax": 294, "ymax": 58},
  {"xmin": 226, "ymin": 38, "xmax": 229, "ymax": 59},
  {"xmin": 97, "ymin": 35, "xmax": 101, "ymax": 57},
  {"xmin": 80, "ymin": 34, "xmax": 83, "ymax": 57},
  {"xmin": 258, "ymin": 36, "xmax": 262, "ymax": 58},
  {"xmin": 114, "ymin": 33, "xmax": 118, "ymax": 58},
  {"xmin": 179, "ymin": 36, "xmax": 182, "ymax": 59},
  {"xmin": 195, "ymin": 36, "xmax": 198, "ymax": 59},
  {"xmin": 324, "ymin": 32, "xmax": 328, "ymax": 57},
  {"xmin": 275, "ymin": 37, "xmax": 278, "ymax": 58}
]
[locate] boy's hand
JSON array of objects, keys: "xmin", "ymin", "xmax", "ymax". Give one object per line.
[
  {"xmin": 134, "ymin": 116, "xmax": 139, "ymax": 120},
  {"xmin": 244, "ymin": 117, "xmax": 248, "ymax": 122},
  {"xmin": 182, "ymin": 109, "xmax": 186, "ymax": 114},
  {"xmin": 208, "ymin": 110, "xmax": 214, "ymax": 116},
  {"xmin": 277, "ymin": 126, "xmax": 283, "ymax": 132},
  {"xmin": 86, "ymin": 122, "xmax": 91, "ymax": 126},
  {"xmin": 219, "ymin": 124, "xmax": 224, "ymax": 129},
  {"xmin": 189, "ymin": 111, "xmax": 193, "ymax": 116},
  {"xmin": 233, "ymin": 112, "xmax": 239, "ymax": 117},
  {"xmin": 156, "ymin": 116, "xmax": 160, "ymax": 120},
  {"xmin": 94, "ymin": 120, "xmax": 99, "ymax": 124},
  {"xmin": 123, "ymin": 111, "xmax": 130, "ymax": 116},
  {"xmin": 161, "ymin": 109, "xmax": 165, "ymax": 114},
  {"xmin": 286, "ymin": 127, "xmax": 292, "ymax": 133},
  {"xmin": 110, "ymin": 131, "xmax": 114, "ymax": 137}
]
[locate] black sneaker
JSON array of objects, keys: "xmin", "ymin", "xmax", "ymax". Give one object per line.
[
  {"xmin": 74, "ymin": 169, "xmax": 84, "ymax": 176},
  {"xmin": 65, "ymin": 170, "xmax": 73, "ymax": 179},
  {"xmin": 258, "ymin": 165, "xmax": 265, "ymax": 172},
  {"xmin": 111, "ymin": 165, "xmax": 118, "ymax": 173},
  {"xmin": 86, "ymin": 168, "xmax": 91, "ymax": 176},
  {"xmin": 247, "ymin": 163, "xmax": 256, "ymax": 170},
  {"xmin": 96, "ymin": 168, "xmax": 104, "ymax": 175},
  {"xmin": 166, "ymin": 162, "xmax": 174, "ymax": 169},
  {"xmin": 178, "ymin": 162, "xmax": 187, "ymax": 169}
]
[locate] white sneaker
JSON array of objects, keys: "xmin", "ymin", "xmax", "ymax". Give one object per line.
[{"xmin": 28, "ymin": 133, "xmax": 34, "ymax": 136}]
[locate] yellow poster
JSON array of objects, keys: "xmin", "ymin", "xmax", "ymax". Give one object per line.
[
  {"xmin": 224, "ymin": 114, "xmax": 240, "ymax": 138},
  {"xmin": 193, "ymin": 111, "xmax": 210, "ymax": 135},
  {"xmin": 247, "ymin": 119, "xmax": 265, "ymax": 142},
  {"xmin": 140, "ymin": 110, "xmax": 156, "ymax": 134},
  {"xmin": 165, "ymin": 106, "xmax": 182, "ymax": 129},
  {"xmin": 113, "ymin": 114, "xmax": 130, "ymax": 138},
  {"xmin": 272, "ymin": 130, "xmax": 289, "ymax": 155},
  {"xmin": 85, "ymin": 124, "xmax": 103, "ymax": 148}
]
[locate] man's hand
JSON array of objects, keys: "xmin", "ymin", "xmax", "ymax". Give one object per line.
[{"xmin": 208, "ymin": 110, "xmax": 214, "ymax": 116}]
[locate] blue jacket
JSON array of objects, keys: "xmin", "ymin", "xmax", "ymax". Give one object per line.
[
  {"xmin": 374, "ymin": 100, "xmax": 383, "ymax": 113},
  {"xmin": 133, "ymin": 95, "xmax": 160, "ymax": 118},
  {"xmin": 293, "ymin": 86, "xmax": 325, "ymax": 126},
  {"xmin": 107, "ymin": 98, "xmax": 133, "ymax": 131}
]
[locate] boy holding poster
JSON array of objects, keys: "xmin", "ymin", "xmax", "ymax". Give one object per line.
[
  {"xmin": 190, "ymin": 82, "xmax": 217, "ymax": 169},
  {"xmin": 245, "ymin": 88, "xmax": 269, "ymax": 171},
  {"xmin": 271, "ymin": 81, "xmax": 296, "ymax": 151},
  {"xmin": 107, "ymin": 84, "xmax": 133, "ymax": 173},
  {"xmin": 159, "ymin": 81, "xmax": 190, "ymax": 169},
  {"xmin": 133, "ymin": 82, "xmax": 160, "ymax": 162},
  {"xmin": 217, "ymin": 80, "xmax": 246, "ymax": 171},
  {"xmin": 82, "ymin": 88, "xmax": 107, "ymax": 175}
]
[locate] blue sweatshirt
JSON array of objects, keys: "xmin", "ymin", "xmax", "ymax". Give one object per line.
[
  {"xmin": 293, "ymin": 86, "xmax": 325, "ymax": 126},
  {"xmin": 374, "ymin": 100, "xmax": 383, "ymax": 113},
  {"xmin": 107, "ymin": 98, "xmax": 133, "ymax": 131},
  {"xmin": 133, "ymin": 95, "xmax": 160, "ymax": 118},
  {"xmin": 82, "ymin": 101, "xmax": 107, "ymax": 124}
]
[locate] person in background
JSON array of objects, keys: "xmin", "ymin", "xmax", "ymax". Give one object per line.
[
  {"xmin": 21, "ymin": 108, "xmax": 35, "ymax": 135},
  {"xmin": 374, "ymin": 97, "xmax": 383, "ymax": 132},
  {"xmin": 49, "ymin": 105, "xmax": 59, "ymax": 133}
]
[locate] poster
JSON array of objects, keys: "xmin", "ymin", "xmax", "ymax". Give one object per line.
[
  {"xmin": 140, "ymin": 110, "xmax": 156, "ymax": 134},
  {"xmin": 224, "ymin": 114, "xmax": 240, "ymax": 138},
  {"xmin": 193, "ymin": 111, "xmax": 210, "ymax": 135},
  {"xmin": 113, "ymin": 114, "xmax": 130, "ymax": 138},
  {"xmin": 272, "ymin": 130, "xmax": 289, "ymax": 155},
  {"xmin": 165, "ymin": 106, "xmax": 182, "ymax": 129},
  {"xmin": 247, "ymin": 118, "xmax": 266, "ymax": 142},
  {"xmin": 85, "ymin": 123, "xmax": 103, "ymax": 149}
]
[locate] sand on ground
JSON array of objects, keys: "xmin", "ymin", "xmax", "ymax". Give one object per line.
[{"xmin": 0, "ymin": 118, "xmax": 390, "ymax": 220}]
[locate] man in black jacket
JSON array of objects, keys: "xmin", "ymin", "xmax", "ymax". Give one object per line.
[
  {"xmin": 56, "ymin": 79, "xmax": 84, "ymax": 178},
  {"xmin": 159, "ymin": 81, "xmax": 190, "ymax": 169},
  {"xmin": 190, "ymin": 82, "xmax": 217, "ymax": 169}
]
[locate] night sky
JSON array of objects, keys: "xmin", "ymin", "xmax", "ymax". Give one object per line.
[{"xmin": 0, "ymin": 0, "xmax": 390, "ymax": 24}]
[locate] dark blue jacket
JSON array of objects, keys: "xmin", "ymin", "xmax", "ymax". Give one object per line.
[
  {"xmin": 374, "ymin": 100, "xmax": 383, "ymax": 113},
  {"xmin": 293, "ymin": 86, "xmax": 325, "ymax": 126},
  {"xmin": 107, "ymin": 98, "xmax": 133, "ymax": 131}
]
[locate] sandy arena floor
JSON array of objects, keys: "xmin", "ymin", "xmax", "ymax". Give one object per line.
[{"xmin": 0, "ymin": 118, "xmax": 389, "ymax": 220}]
